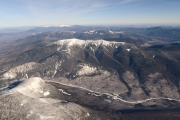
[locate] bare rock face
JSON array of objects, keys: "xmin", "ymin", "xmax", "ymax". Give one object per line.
[{"xmin": 0, "ymin": 39, "xmax": 180, "ymax": 119}]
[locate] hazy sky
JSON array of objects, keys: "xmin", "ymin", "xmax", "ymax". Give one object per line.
[{"xmin": 1, "ymin": 0, "xmax": 180, "ymax": 27}]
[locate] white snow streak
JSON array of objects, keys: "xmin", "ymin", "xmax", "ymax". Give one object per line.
[
  {"xmin": 58, "ymin": 89, "xmax": 71, "ymax": 96},
  {"xmin": 3, "ymin": 62, "xmax": 37, "ymax": 79}
]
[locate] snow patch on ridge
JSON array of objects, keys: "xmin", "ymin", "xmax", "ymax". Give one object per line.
[
  {"xmin": 109, "ymin": 30, "xmax": 114, "ymax": 34},
  {"xmin": 127, "ymin": 49, "xmax": 131, "ymax": 52},
  {"xmin": 3, "ymin": 62, "xmax": 38, "ymax": 79},
  {"xmin": 43, "ymin": 91, "xmax": 50, "ymax": 96},
  {"xmin": 77, "ymin": 64, "xmax": 97, "ymax": 76}
]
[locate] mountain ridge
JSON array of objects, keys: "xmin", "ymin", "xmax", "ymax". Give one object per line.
[{"xmin": 0, "ymin": 39, "xmax": 180, "ymax": 101}]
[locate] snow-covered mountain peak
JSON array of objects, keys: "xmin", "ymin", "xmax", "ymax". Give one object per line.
[
  {"xmin": 54, "ymin": 38, "xmax": 125, "ymax": 47},
  {"xmin": 10, "ymin": 77, "xmax": 47, "ymax": 98},
  {"xmin": 41, "ymin": 25, "xmax": 51, "ymax": 28},
  {"xmin": 52, "ymin": 39, "xmax": 126, "ymax": 56},
  {"xmin": 57, "ymin": 24, "xmax": 71, "ymax": 27},
  {"xmin": 41, "ymin": 24, "xmax": 72, "ymax": 28}
]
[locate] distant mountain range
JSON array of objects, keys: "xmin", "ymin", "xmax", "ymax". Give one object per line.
[
  {"xmin": 26, "ymin": 26, "xmax": 180, "ymax": 39},
  {"xmin": 0, "ymin": 30, "xmax": 158, "ymax": 65}
]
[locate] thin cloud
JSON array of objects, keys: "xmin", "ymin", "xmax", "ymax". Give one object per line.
[{"xmin": 19, "ymin": 0, "xmax": 141, "ymax": 16}]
